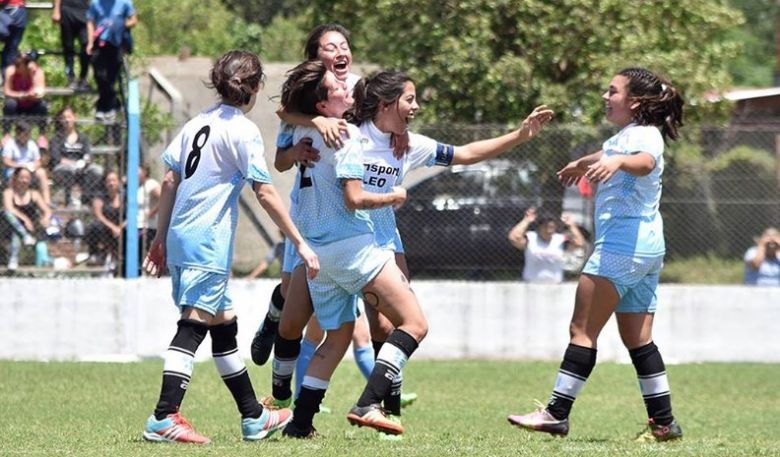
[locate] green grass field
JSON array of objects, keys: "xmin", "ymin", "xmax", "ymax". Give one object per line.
[{"xmin": 1, "ymin": 360, "xmax": 778, "ymax": 456}]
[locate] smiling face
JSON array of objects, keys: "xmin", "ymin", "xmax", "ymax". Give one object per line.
[
  {"xmin": 375, "ymin": 81, "xmax": 420, "ymax": 135},
  {"xmin": 602, "ymin": 74, "xmax": 637, "ymax": 128},
  {"xmin": 317, "ymin": 31, "xmax": 352, "ymax": 82},
  {"xmin": 316, "ymin": 71, "xmax": 354, "ymax": 118}
]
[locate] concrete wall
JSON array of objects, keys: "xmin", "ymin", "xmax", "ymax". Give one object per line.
[{"xmin": 1, "ymin": 279, "xmax": 777, "ymax": 363}]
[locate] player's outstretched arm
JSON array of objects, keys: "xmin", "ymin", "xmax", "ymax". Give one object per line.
[
  {"xmin": 253, "ymin": 181, "xmax": 319, "ymax": 279},
  {"xmin": 452, "ymin": 105, "xmax": 554, "ymax": 165},
  {"xmin": 342, "ymin": 179, "xmax": 406, "ymax": 210},
  {"xmin": 143, "ymin": 169, "xmax": 179, "ymax": 277}
]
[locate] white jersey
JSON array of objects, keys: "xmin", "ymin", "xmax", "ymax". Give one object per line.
[
  {"xmin": 522, "ymin": 232, "xmax": 567, "ymax": 283},
  {"xmin": 594, "ymin": 123, "xmax": 665, "ymax": 257},
  {"xmin": 346, "ymin": 72, "xmax": 360, "ymax": 94},
  {"xmin": 292, "ymin": 124, "xmax": 373, "ymax": 246},
  {"xmin": 161, "ymin": 104, "xmax": 272, "ymax": 273},
  {"xmin": 359, "ymin": 121, "xmax": 454, "ymax": 249},
  {"xmin": 137, "ymin": 178, "xmax": 160, "ymax": 230}
]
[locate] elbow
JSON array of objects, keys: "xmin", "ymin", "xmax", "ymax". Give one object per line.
[{"xmin": 343, "ymin": 193, "xmax": 362, "ymax": 210}]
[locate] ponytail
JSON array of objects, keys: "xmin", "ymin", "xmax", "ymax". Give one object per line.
[
  {"xmin": 344, "ymin": 70, "xmax": 413, "ymax": 126},
  {"xmin": 619, "ymin": 67, "xmax": 684, "ymax": 141}
]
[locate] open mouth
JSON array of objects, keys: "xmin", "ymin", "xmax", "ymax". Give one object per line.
[{"xmin": 334, "ymin": 60, "xmax": 349, "ymax": 72}]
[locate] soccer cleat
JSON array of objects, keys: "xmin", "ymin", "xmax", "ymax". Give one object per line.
[
  {"xmin": 142, "ymin": 412, "xmax": 211, "ymax": 444},
  {"xmin": 242, "ymin": 407, "xmax": 293, "ymax": 441},
  {"xmin": 347, "ymin": 404, "xmax": 404, "ymax": 435},
  {"xmin": 507, "ymin": 401, "xmax": 569, "ymax": 437},
  {"xmin": 282, "ymin": 421, "xmax": 319, "ymax": 439},
  {"xmin": 635, "ymin": 418, "xmax": 683, "ymax": 442},
  {"xmin": 250, "ymin": 315, "xmax": 278, "ymax": 366},
  {"xmin": 260, "ymin": 395, "xmax": 292, "ymax": 410},
  {"xmin": 378, "ymin": 415, "xmax": 404, "ymax": 441},
  {"xmin": 400, "ymin": 392, "xmax": 418, "ymax": 408}
]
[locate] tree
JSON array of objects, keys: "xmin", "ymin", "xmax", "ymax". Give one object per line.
[
  {"xmin": 726, "ymin": 0, "xmax": 778, "ymax": 87},
  {"xmin": 220, "ymin": 0, "xmax": 311, "ymax": 27},
  {"xmin": 307, "ymin": 0, "xmax": 743, "ymax": 124}
]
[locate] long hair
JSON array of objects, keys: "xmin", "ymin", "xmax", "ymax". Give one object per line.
[
  {"xmin": 207, "ymin": 50, "xmax": 265, "ymax": 107},
  {"xmin": 345, "ymin": 70, "xmax": 414, "ymax": 126},
  {"xmin": 304, "ymin": 23, "xmax": 352, "ymax": 60},
  {"xmin": 280, "ymin": 60, "xmax": 329, "ymax": 116},
  {"xmin": 619, "ymin": 67, "xmax": 684, "ymax": 141}
]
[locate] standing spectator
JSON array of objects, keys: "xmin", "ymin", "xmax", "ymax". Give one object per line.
[
  {"xmin": 136, "ymin": 162, "xmax": 159, "ymax": 264},
  {"xmin": 49, "ymin": 105, "xmax": 103, "ymax": 207},
  {"xmin": 3, "ymin": 167, "xmax": 50, "ymax": 269},
  {"xmin": 744, "ymin": 227, "xmax": 780, "ymax": 286},
  {"xmin": 52, "ymin": 0, "xmax": 91, "ymax": 91},
  {"xmin": 0, "ymin": 0, "xmax": 27, "ymax": 72},
  {"xmin": 86, "ymin": 0, "xmax": 137, "ymax": 121},
  {"xmin": 2, "ymin": 120, "xmax": 51, "ymax": 206},
  {"xmin": 3, "ymin": 53, "xmax": 48, "ymax": 139},
  {"xmin": 508, "ymin": 207, "xmax": 586, "ymax": 283}
]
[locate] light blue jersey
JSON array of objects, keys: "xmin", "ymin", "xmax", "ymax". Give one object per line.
[
  {"xmin": 162, "ymin": 104, "xmax": 272, "ymax": 274},
  {"xmin": 359, "ymin": 121, "xmax": 454, "ymax": 250},
  {"xmin": 593, "ymin": 123, "xmax": 665, "ymax": 257},
  {"xmin": 292, "ymin": 124, "xmax": 373, "ymax": 245}
]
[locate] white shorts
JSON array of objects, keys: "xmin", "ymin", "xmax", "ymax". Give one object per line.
[
  {"xmin": 170, "ymin": 265, "xmax": 233, "ymax": 315},
  {"xmin": 299, "ymin": 234, "xmax": 393, "ymax": 330}
]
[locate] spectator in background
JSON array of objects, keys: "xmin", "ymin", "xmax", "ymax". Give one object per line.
[
  {"xmin": 52, "ymin": 0, "xmax": 91, "ymax": 91},
  {"xmin": 508, "ymin": 207, "xmax": 586, "ymax": 283},
  {"xmin": 2, "ymin": 120, "xmax": 51, "ymax": 206},
  {"xmin": 3, "ymin": 167, "xmax": 50, "ymax": 269},
  {"xmin": 246, "ymin": 232, "xmax": 284, "ymax": 279},
  {"xmin": 744, "ymin": 227, "xmax": 780, "ymax": 287},
  {"xmin": 3, "ymin": 53, "xmax": 48, "ymax": 142},
  {"xmin": 86, "ymin": 169, "xmax": 124, "ymax": 275},
  {"xmin": 0, "ymin": 0, "xmax": 27, "ymax": 72},
  {"xmin": 50, "ymin": 105, "xmax": 103, "ymax": 207},
  {"xmin": 86, "ymin": 0, "xmax": 137, "ymax": 121},
  {"xmin": 137, "ymin": 162, "xmax": 159, "ymax": 263}
]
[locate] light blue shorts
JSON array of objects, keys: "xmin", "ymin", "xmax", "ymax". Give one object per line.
[
  {"xmin": 282, "ymin": 238, "xmax": 299, "ymax": 274},
  {"xmin": 581, "ymin": 248, "xmax": 664, "ymax": 313},
  {"xmin": 298, "ymin": 233, "xmax": 393, "ymax": 330},
  {"xmin": 170, "ymin": 265, "xmax": 233, "ymax": 315}
]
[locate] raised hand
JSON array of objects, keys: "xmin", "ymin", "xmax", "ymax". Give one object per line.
[
  {"xmin": 518, "ymin": 105, "xmax": 555, "ymax": 141},
  {"xmin": 557, "ymin": 160, "xmax": 589, "ymax": 187},
  {"xmin": 313, "ymin": 117, "xmax": 349, "ymax": 149}
]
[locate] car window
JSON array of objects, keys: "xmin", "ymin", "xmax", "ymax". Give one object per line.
[
  {"xmin": 413, "ymin": 170, "xmax": 486, "ymax": 199},
  {"xmin": 490, "ymin": 162, "xmax": 539, "ymax": 198}
]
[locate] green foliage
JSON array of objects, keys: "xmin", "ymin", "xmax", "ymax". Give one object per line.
[
  {"xmin": 220, "ymin": 0, "xmax": 311, "ymax": 27},
  {"xmin": 661, "ymin": 254, "xmax": 744, "ymax": 284},
  {"xmin": 726, "ymin": 0, "xmax": 778, "ymax": 87},
  {"xmin": 254, "ymin": 14, "xmax": 309, "ymax": 62},
  {"xmin": 307, "ymin": 0, "xmax": 742, "ymax": 125},
  {"xmin": 2, "ymin": 360, "xmax": 779, "ymax": 456}
]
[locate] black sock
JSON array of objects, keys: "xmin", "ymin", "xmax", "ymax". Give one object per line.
[
  {"xmin": 372, "ymin": 339, "xmax": 384, "ymax": 360},
  {"xmin": 547, "ymin": 344, "xmax": 597, "ymax": 420},
  {"xmin": 357, "ymin": 329, "xmax": 418, "ymax": 407},
  {"xmin": 629, "ymin": 341, "xmax": 674, "ymax": 426},
  {"xmin": 292, "ymin": 386, "xmax": 327, "ymax": 429},
  {"xmin": 384, "ymin": 374, "xmax": 402, "ymax": 416},
  {"xmin": 153, "ymin": 320, "xmax": 208, "ymax": 420},
  {"xmin": 272, "ymin": 335, "xmax": 301, "ymax": 400},
  {"xmin": 211, "ymin": 320, "xmax": 263, "ymax": 418},
  {"xmin": 267, "ymin": 283, "xmax": 285, "ymax": 321}
]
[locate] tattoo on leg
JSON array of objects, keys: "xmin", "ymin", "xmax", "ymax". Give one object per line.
[{"xmin": 363, "ymin": 292, "xmax": 380, "ymax": 309}]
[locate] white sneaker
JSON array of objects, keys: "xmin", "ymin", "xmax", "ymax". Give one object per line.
[
  {"xmin": 23, "ymin": 235, "xmax": 36, "ymax": 246},
  {"xmin": 7, "ymin": 258, "xmax": 18, "ymax": 270}
]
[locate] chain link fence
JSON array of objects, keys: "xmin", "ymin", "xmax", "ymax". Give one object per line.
[
  {"xmin": 396, "ymin": 123, "xmax": 780, "ymax": 282},
  {"xmin": 0, "ymin": 112, "xmax": 131, "ymax": 277}
]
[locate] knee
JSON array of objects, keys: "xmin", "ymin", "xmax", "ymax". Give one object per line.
[
  {"xmin": 403, "ymin": 318, "xmax": 428, "ymax": 342},
  {"xmin": 278, "ymin": 318, "xmax": 302, "ymax": 340}
]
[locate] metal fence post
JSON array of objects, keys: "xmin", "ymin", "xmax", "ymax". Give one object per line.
[{"xmin": 125, "ymin": 79, "xmax": 140, "ymax": 279}]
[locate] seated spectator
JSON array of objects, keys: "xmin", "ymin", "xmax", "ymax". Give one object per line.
[
  {"xmin": 0, "ymin": 0, "xmax": 28, "ymax": 72},
  {"xmin": 49, "ymin": 106, "xmax": 103, "ymax": 207},
  {"xmin": 508, "ymin": 207, "xmax": 586, "ymax": 283},
  {"xmin": 3, "ymin": 53, "xmax": 47, "ymax": 133},
  {"xmin": 85, "ymin": 169, "xmax": 124, "ymax": 275},
  {"xmin": 744, "ymin": 227, "xmax": 780, "ymax": 287},
  {"xmin": 2, "ymin": 167, "xmax": 51, "ymax": 269},
  {"xmin": 2, "ymin": 120, "xmax": 51, "ymax": 206}
]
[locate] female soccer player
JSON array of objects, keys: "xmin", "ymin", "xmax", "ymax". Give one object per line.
[
  {"xmin": 507, "ymin": 67, "xmax": 685, "ymax": 441},
  {"xmin": 345, "ymin": 70, "xmax": 553, "ymax": 427},
  {"xmin": 140, "ymin": 50, "xmax": 318, "ymax": 445}
]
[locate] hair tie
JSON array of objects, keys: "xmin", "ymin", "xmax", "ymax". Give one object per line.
[
  {"xmin": 231, "ymin": 76, "xmax": 242, "ymax": 85},
  {"xmin": 660, "ymin": 83, "xmax": 668, "ymax": 92}
]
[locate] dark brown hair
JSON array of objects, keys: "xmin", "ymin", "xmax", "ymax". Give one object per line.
[
  {"xmin": 345, "ymin": 70, "xmax": 413, "ymax": 125},
  {"xmin": 280, "ymin": 60, "xmax": 329, "ymax": 116},
  {"xmin": 619, "ymin": 67, "xmax": 684, "ymax": 141},
  {"xmin": 304, "ymin": 24, "xmax": 351, "ymax": 60},
  {"xmin": 208, "ymin": 50, "xmax": 265, "ymax": 107}
]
